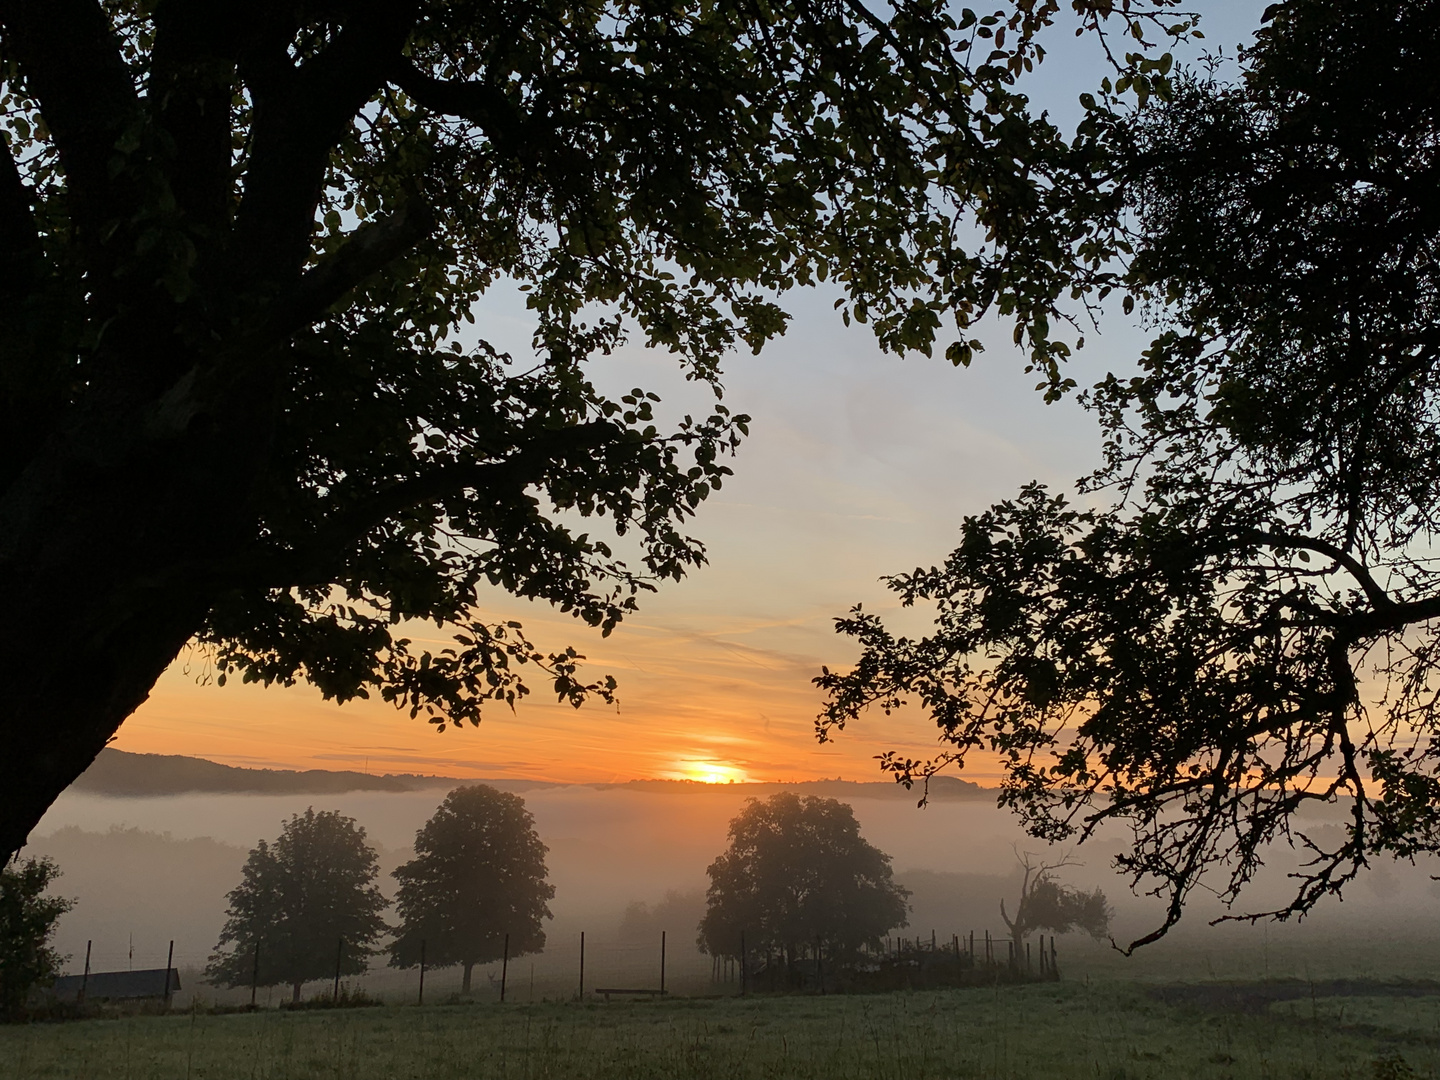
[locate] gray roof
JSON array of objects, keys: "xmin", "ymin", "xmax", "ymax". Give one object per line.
[{"xmin": 49, "ymin": 968, "xmax": 181, "ymax": 1002}]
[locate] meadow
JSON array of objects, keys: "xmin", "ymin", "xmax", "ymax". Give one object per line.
[{"xmin": 6, "ymin": 979, "xmax": 1440, "ymax": 1080}]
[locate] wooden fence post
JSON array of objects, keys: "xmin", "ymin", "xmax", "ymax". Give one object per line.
[
  {"xmin": 250, "ymin": 939, "xmax": 260, "ymax": 1008},
  {"xmin": 579, "ymin": 931, "xmax": 585, "ymax": 1000},
  {"xmin": 80, "ymin": 940, "xmax": 91, "ymax": 1004},
  {"xmin": 501, "ymin": 934, "xmax": 509, "ymax": 1003},
  {"xmin": 660, "ymin": 931, "xmax": 666, "ymax": 995},
  {"xmin": 418, "ymin": 940, "xmax": 426, "ymax": 1005},
  {"xmin": 740, "ymin": 931, "xmax": 748, "ymax": 996},
  {"xmin": 163, "ymin": 940, "xmax": 174, "ymax": 1009}
]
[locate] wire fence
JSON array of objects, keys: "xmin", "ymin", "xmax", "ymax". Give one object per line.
[{"xmin": 51, "ymin": 926, "xmax": 1056, "ymax": 1010}]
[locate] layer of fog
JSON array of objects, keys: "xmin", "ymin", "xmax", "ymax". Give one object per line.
[{"xmin": 25, "ymin": 785, "xmax": 1440, "ymax": 1001}]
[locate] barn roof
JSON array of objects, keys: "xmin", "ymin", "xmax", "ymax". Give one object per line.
[{"xmin": 49, "ymin": 968, "xmax": 181, "ymax": 1002}]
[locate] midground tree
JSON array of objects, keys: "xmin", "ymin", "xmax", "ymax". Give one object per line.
[
  {"xmin": 818, "ymin": 0, "xmax": 1440, "ymax": 949},
  {"xmin": 0, "ymin": 855, "xmax": 73, "ymax": 1019},
  {"xmin": 698, "ymin": 791, "xmax": 909, "ymax": 978},
  {"xmin": 0, "ymin": 0, "xmax": 1191, "ymax": 857},
  {"xmin": 999, "ymin": 853, "xmax": 1110, "ymax": 955},
  {"xmin": 206, "ymin": 808, "xmax": 388, "ymax": 1003},
  {"xmin": 619, "ymin": 888, "xmax": 705, "ymax": 945},
  {"xmin": 389, "ymin": 784, "xmax": 553, "ymax": 993}
]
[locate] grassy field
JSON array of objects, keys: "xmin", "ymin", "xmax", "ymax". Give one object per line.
[{"xmin": 6, "ymin": 980, "xmax": 1440, "ymax": 1080}]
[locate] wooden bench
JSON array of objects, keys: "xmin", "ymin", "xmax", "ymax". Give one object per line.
[{"xmin": 594, "ymin": 988, "xmax": 668, "ymax": 1002}]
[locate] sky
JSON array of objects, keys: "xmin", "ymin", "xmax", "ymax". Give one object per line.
[{"xmin": 110, "ymin": 2, "xmax": 1267, "ymax": 786}]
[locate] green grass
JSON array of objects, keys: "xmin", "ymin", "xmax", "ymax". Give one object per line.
[{"xmin": 5, "ymin": 982, "xmax": 1440, "ymax": 1080}]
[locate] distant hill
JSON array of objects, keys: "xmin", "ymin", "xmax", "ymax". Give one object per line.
[
  {"xmin": 68, "ymin": 747, "xmax": 993, "ymax": 800},
  {"xmin": 69, "ymin": 748, "xmax": 450, "ymax": 797}
]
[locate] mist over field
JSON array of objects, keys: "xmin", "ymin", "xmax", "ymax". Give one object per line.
[{"xmin": 23, "ymin": 782, "xmax": 1440, "ymax": 1005}]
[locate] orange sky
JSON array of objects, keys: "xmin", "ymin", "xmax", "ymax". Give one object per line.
[{"xmin": 115, "ymin": 285, "xmax": 1124, "ymax": 785}]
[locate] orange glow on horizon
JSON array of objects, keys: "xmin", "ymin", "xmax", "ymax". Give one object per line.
[{"xmin": 672, "ymin": 761, "xmax": 749, "ymax": 785}]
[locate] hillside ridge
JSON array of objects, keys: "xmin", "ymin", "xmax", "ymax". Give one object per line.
[{"xmin": 70, "ymin": 748, "xmax": 992, "ymax": 800}]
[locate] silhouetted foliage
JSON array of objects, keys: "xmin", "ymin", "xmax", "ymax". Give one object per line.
[
  {"xmin": 0, "ymin": 0, "xmax": 1192, "ymax": 857},
  {"xmin": 0, "ymin": 856, "xmax": 72, "ymax": 1019},
  {"xmin": 388, "ymin": 785, "xmax": 552, "ymax": 992},
  {"xmin": 699, "ymin": 792, "xmax": 908, "ymax": 966},
  {"xmin": 820, "ymin": 0, "xmax": 1440, "ymax": 949},
  {"xmin": 999, "ymin": 855, "xmax": 1110, "ymax": 950},
  {"xmin": 206, "ymin": 809, "xmax": 388, "ymax": 1002}
]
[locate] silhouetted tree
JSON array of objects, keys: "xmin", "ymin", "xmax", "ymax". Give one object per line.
[
  {"xmin": 819, "ymin": 0, "xmax": 1440, "ymax": 950},
  {"xmin": 388, "ymin": 785, "xmax": 552, "ymax": 992},
  {"xmin": 207, "ymin": 809, "xmax": 388, "ymax": 1002},
  {"xmin": 699, "ymin": 792, "xmax": 908, "ymax": 973},
  {"xmin": 0, "ymin": 0, "xmax": 1189, "ymax": 858},
  {"xmin": 0, "ymin": 856, "xmax": 72, "ymax": 1018},
  {"xmin": 999, "ymin": 853, "xmax": 1110, "ymax": 953},
  {"xmin": 619, "ymin": 888, "xmax": 706, "ymax": 945}
]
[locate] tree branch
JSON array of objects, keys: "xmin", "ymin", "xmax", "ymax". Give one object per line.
[
  {"xmin": 234, "ymin": 3, "xmax": 415, "ymax": 280},
  {"xmin": 1246, "ymin": 529, "xmax": 1393, "ymax": 610},
  {"xmin": 267, "ymin": 200, "xmax": 437, "ymax": 338},
  {"xmin": 391, "ymin": 59, "xmax": 527, "ymax": 149},
  {"xmin": 0, "ymin": 0, "xmax": 140, "ymax": 252},
  {"xmin": 148, "ymin": 0, "xmax": 244, "ymax": 236},
  {"xmin": 183, "ymin": 420, "xmax": 621, "ymax": 591},
  {"xmin": 145, "ymin": 199, "xmax": 436, "ymax": 440},
  {"xmin": 1345, "ymin": 594, "xmax": 1440, "ymax": 638},
  {"xmin": 0, "ymin": 131, "xmax": 40, "ymax": 300},
  {"xmin": 306, "ymin": 420, "xmax": 618, "ymax": 555}
]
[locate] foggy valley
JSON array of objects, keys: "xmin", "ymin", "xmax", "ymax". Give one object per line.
[{"xmin": 24, "ymin": 763, "xmax": 1440, "ymax": 1006}]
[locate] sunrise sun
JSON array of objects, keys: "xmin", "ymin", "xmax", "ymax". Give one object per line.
[{"xmin": 677, "ymin": 761, "xmax": 748, "ymax": 785}]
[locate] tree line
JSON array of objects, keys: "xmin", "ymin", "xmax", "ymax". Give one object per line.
[{"xmin": 3, "ymin": 787, "xmax": 1109, "ymax": 1015}]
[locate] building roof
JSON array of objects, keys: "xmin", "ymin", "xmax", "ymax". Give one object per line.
[{"xmin": 49, "ymin": 968, "xmax": 182, "ymax": 1002}]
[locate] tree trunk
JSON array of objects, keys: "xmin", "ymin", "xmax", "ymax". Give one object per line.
[
  {"xmin": 0, "ymin": 370, "xmax": 272, "ymax": 858},
  {"xmin": 462, "ymin": 961, "xmax": 473, "ymax": 994},
  {"xmin": 292, "ymin": 981, "xmax": 302, "ymax": 1004},
  {"xmin": 0, "ymin": 558, "xmax": 214, "ymax": 856}
]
